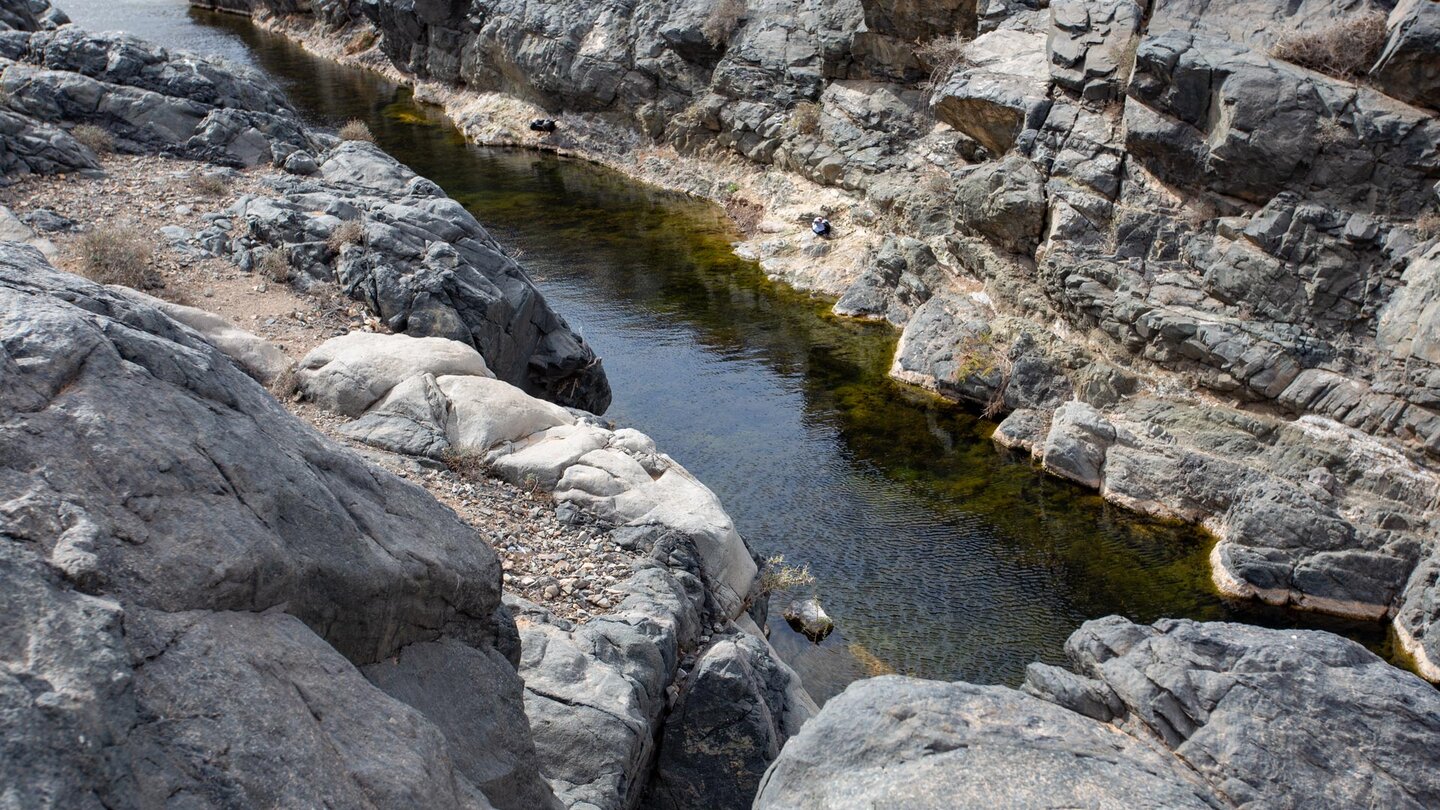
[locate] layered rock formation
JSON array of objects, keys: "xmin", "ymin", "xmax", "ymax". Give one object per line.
[
  {"xmin": 225, "ymin": 0, "xmax": 1440, "ymax": 678},
  {"xmin": 757, "ymin": 617, "xmax": 1440, "ymax": 808}
]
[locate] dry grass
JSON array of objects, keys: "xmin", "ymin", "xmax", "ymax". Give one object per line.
[
  {"xmin": 338, "ymin": 119, "xmax": 375, "ymax": 142},
  {"xmin": 724, "ymin": 195, "xmax": 764, "ymax": 236},
  {"xmin": 788, "ymin": 101, "xmax": 821, "ymax": 136},
  {"xmin": 703, "ymin": 0, "xmax": 746, "ymax": 48},
  {"xmin": 916, "ymin": 33, "xmax": 972, "ymax": 97},
  {"xmin": 1270, "ymin": 12, "xmax": 1389, "ymax": 81},
  {"xmin": 758, "ymin": 555, "xmax": 815, "ymax": 596},
  {"xmin": 189, "ymin": 173, "xmax": 229, "ymax": 198},
  {"xmin": 327, "ymin": 218, "xmax": 365, "ymax": 253},
  {"xmin": 71, "ymin": 124, "xmax": 113, "ymax": 154},
  {"xmin": 343, "ymin": 28, "xmax": 377, "ymax": 55},
  {"xmin": 269, "ymin": 364, "xmax": 301, "ymax": 401},
  {"xmin": 258, "ymin": 248, "xmax": 291, "ymax": 284},
  {"xmin": 1415, "ymin": 211, "xmax": 1440, "ymax": 239},
  {"xmin": 74, "ymin": 226, "xmax": 158, "ymax": 289},
  {"xmin": 442, "ymin": 449, "xmax": 490, "ymax": 479}
]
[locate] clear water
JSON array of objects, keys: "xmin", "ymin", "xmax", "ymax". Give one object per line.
[{"xmin": 59, "ymin": 0, "xmax": 1396, "ymax": 701}]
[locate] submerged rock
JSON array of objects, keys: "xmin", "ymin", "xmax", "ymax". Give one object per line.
[{"xmin": 783, "ymin": 597, "xmax": 834, "ymax": 642}]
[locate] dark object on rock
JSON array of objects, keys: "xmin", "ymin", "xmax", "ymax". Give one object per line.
[
  {"xmin": 810, "ymin": 216, "xmax": 831, "ymax": 236},
  {"xmin": 529, "ymin": 118, "xmax": 557, "ymax": 133}
]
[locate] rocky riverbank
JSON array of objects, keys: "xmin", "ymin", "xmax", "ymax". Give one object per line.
[{"xmin": 203, "ymin": 0, "xmax": 1440, "ymax": 679}]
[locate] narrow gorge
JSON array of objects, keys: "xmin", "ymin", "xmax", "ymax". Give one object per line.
[{"xmin": 2, "ymin": 0, "xmax": 1440, "ymax": 807}]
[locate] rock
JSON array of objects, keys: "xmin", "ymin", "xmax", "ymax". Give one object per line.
[
  {"xmin": 295, "ymin": 331, "xmax": 493, "ymax": 417},
  {"xmin": 284, "ymin": 148, "xmax": 319, "ymax": 174},
  {"xmin": 0, "ymin": 108, "xmax": 100, "ymax": 177},
  {"xmin": 782, "ymin": 597, "xmax": 834, "ymax": 642},
  {"xmin": 1047, "ymin": 0, "xmax": 1144, "ymax": 102},
  {"xmin": 225, "ymin": 142, "xmax": 611, "ymax": 413},
  {"xmin": 1020, "ymin": 662, "xmax": 1124, "ymax": 722},
  {"xmin": 832, "ymin": 235, "xmax": 941, "ymax": 324},
  {"xmin": 1148, "ymin": 0, "xmax": 1391, "ymax": 47},
  {"xmin": 890, "ymin": 292, "xmax": 1004, "ymax": 406},
  {"xmin": 991, "ymin": 407, "xmax": 1048, "ymax": 455},
  {"xmin": 0, "ymin": 244, "xmax": 547, "ymax": 809},
  {"xmin": 1067, "ymin": 616, "xmax": 1440, "ymax": 808},
  {"xmin": 1041, "ymin": 401, "xmax": 1115, "ymax": 488},
  {"xmin": 953, "ymin": 153, "xmax": 1047, "ymax": 254},
  {"xmin": 647, "ymin": 633, "xmax": 815, "ymax": 810},
  {"xmin": 1374, "ymin": 0, "xmax": 1440, "ymax": 110},
  {"xmin": 0, "ymin": 0, "xmax": 65, "ymax": 31},
  {"xmin": 753, "ymin": 675, "xmax": 1219, "ymax": 809},
  {"xmin": 932, "ymin": 30, "xmax": 1050, "ymax": 155},
  {"xmin": 111, "ymin": 287, "xmax": 292, "ymax": 384},
  {"xmin": 1125, "ymin": 30, "xmax": 1440, "ymax": 216}
]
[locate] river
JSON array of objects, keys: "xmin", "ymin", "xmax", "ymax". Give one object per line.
[{"xmin": 59, "ymin": 0, "xmax": 1393, "ymax": 701}]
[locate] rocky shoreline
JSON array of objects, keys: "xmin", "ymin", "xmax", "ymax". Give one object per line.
[
  {"xmin": 5, "ymin": 0, "xmax": 1440, "ymax": 808},
  {"xmin": 207, "ymin": 0, "xmax": 1440, "ymax": 678}
]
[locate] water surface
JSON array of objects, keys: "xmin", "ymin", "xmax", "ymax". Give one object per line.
[{"xmin": 62, "ymin": 0, "xmax": 1395, "ymax": 701}]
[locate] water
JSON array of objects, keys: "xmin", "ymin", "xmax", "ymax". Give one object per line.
[{"xmin": 61, "ymin": 0, "xmax": 1396, "ymax": 701}]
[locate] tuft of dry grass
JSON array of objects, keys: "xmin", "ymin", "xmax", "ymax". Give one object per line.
[
  {"xmin": 758, "ymin": 555, "xmax": 815, "ymax": 596},
  {"xmin": 916, "ymin": 33, "xmax": 972, "ymax": 97},
  {"xmin": 703, "ymin": 0, "xmax": 746, "ymax": 48},
  {"xmin": 338, "ymin": 119, "xmax": 375, "ymax": 142},
  {"xmin": 71, "ymin": 124, "xmax": 113, "ymax": 154},
  {"xmin": 189, "ymin": 173, "xmax": 229, "ymax": 198},
  {"xmin": 788, "ymin": 100, "xmax": 821, "ymax": 136},
  {"xmin": 258, "ymin": 248, "xmax": 291, "ymax": 284},
  {"xmin": 442, "ymin": 449, "xmax": 490, "ymax": 479},
  {"xmin": 1269, "ymin": 12, "xmax": 1389, "ymax": 81},
  {"xmin": 75, "ymin": 226, "xmax": 158, "ymax": 289},
  {"xmin": 327, "ymin": 218, "xmax": 365, "ymax": 253},
  {"xmin": 1415, "ymin": 211, "xmax": 1440, "ymax": 240},
  {"xmin": 269, "ymin": 364, "xmax": 301, "ymax": 401}
]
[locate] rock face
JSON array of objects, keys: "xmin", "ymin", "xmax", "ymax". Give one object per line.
[
  {"xmin": 0, "ymin": 244, "xmax": 552, "ymax": 809},
  {"xmin": 758, "ymin": 617, "xmax": 1440, "ymax": 808}
]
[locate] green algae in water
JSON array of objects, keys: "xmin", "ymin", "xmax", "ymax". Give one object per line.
[{"xmin": 173, "ymin": 8, "xmax": 1399, "ymax": 701}]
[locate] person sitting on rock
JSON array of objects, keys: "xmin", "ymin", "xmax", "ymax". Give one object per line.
[
  {"xmin": 811, "ymin": 216, "xmax": 831, "ymax": 237},
  {"xmin": 529, "ymin": 118, "xmax": 557, "ymax": 133}
]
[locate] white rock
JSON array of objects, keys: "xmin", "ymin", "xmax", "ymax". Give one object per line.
[{"xmin": 296, "ymin": 332, "xmax": 492, "ymax": 416}]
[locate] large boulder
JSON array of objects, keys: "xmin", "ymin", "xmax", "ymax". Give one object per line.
[
  {"xmin": 753, "ymin": 675, "xmax": 1219, "ymax": 809},
  {"xmin": 1374, "ymin": 0, "xmax": 1440, "ymax": 112},
  {"xmin": 0, "ymin": 244, "xmax": 551, "ymax": 809},
  {"xmin": 932, "ymin": 30, "xmax": 1051, "ymax": 156}
]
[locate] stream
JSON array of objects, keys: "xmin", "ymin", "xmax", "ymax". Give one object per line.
[{"xmin": 62, "ymin": 0, "xmax": 1393, "ymax": 702}]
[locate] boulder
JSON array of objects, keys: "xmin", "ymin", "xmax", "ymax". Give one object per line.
[
  {"xmin": 647, "ymin": 633, "xmax": 815, "ymax": 810},
  {"xmin": 753, "ymin": 675, "xmax": 1219, "ymax": 809},
  {"xmin": 113, "ymin": 287, "xmax": 292, "ymax": 384},
  {"xmin": 1374, "ymin": 0, "xmax": 1440, "ymax": 109},
  {"xmin": 783, "ymin": 597, "xmax": 833, "ymax": 642},
  {"xmin": 295, "ymin": 331, "xmax": 492, "ymax": 417},
  {"xmin": 1148, "ymin": 0, "xmax": 1389, "ymax": 46},
  {"xmin": 1041, "ymin": 400, "xmax": 1115, "ymax": 488},
  {"xmin": 953, "ymin": 153, "xmax": 1048, "ymax": 254},
  {"xmin": 932, "ymin": 29, "xmax": 1051, "ymax": 156},
  {"xmin": 1067, "ymin": 616, "xmax": 1440, "ymax": 808},
  {"xmin": 0, "ymin": 244, "xmax": 549, "ymax": 809}
]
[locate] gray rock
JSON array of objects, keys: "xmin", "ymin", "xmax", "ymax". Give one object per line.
[
  {"xmin": 1068, "ymin": 616, "xmax": 1440, "ymax": 809},
  {"xmin": 1149, "ymin": 0, "xmax": 1389, "ymax": 48},
  {"xmin": 0, "ymin": 108, "xmax": 99, "ymax": 176},
  {"xmin": 1041, "ymin": 400, "xmax": 1115, "ymax": 488},
  {"xmin": 284, "ymin": 148, "xmax": 319, "ymax": 174},
  {"xmin": 0, "ymin": 244, "xmax": 543, "ymax": 809},
  {"xmin": 782, "ymin": 597, "xmax": 833, "ymax": 641},
  {"xmin": 754, "ymin": 675, "xmax": 1219, "ymax": 809},
  {"xmin": 647, "ymin": 633, "xmax": 814, "ymax": 810},
  {"xmin": 932, "ymin": 29, "xmax": 1051, "ymax": 156},
  {"xmin": 1047, "ymin": 0, "xmax": 1143, "ymax": 102},
  {"xmin": 1020, "ymin": 661, "xmax": 1124, "ymax": 722},
  {"xmin": 953, "ymin": 153, "xmax": 1047, "ymax": 254},
  {"xmin": 1374, "ymin": 0, "xmax": 1440, "ymax": 110}
]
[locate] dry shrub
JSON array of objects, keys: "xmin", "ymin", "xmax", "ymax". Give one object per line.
[
  {"xmin": 189, "ymin": 172, "xmax": 229, "ymax": 197},
  {"xmin": 327, "ymin": 218, "xmax": 365, "ymax": 253},
  {"xmin": 442, "ymin": 449, "xmax": 490, "ymax": 479},
  {"xmin": 1415, "ymin": 211, "xmax": 1440, "ymax": 239},
  {"xmin": 258, "ymin": 248, "xmax": 291, "ymax": 284},
  {"xmin": 1269, "ymin": 12, "xmax": 1389, "ymax": 81},
  {"xmin": 343, "ymin": 28, "xmax": 377, "ymax": 55},
  {"xmin": 75, "ymin": 226, "xmax": 158, "ymax": 289},
  {"xmin": 338, "ymin": 119, "xmax": 375, "ymax": 142},
  {"xmin": 788, "ymin": 100, "xmax": 821, "ymax": 136},
  {"xmin": 703, "ymin": 0, "xmax": 746, "ymax": 48},
  {"xmin": 725, "ymin": 195, "xmax": 764, "ymax": 235},
  {"xmin": 916, "ymin": 33, "xmax": 972, "ymax": 96},
  {"xmin": 269, "ymin": 364, "xmax": 301, "ymax": 401},
  {"xmin": 71, "ymin": 124, "xmax": 113, "ymax": 154},
  {"xmin": 757, "ymin": 555, "xmax": 815, "ymax": 596},
  {"xmin": 1314, "ymin": 118, "xmax": 1351, "ymax": 148}
]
